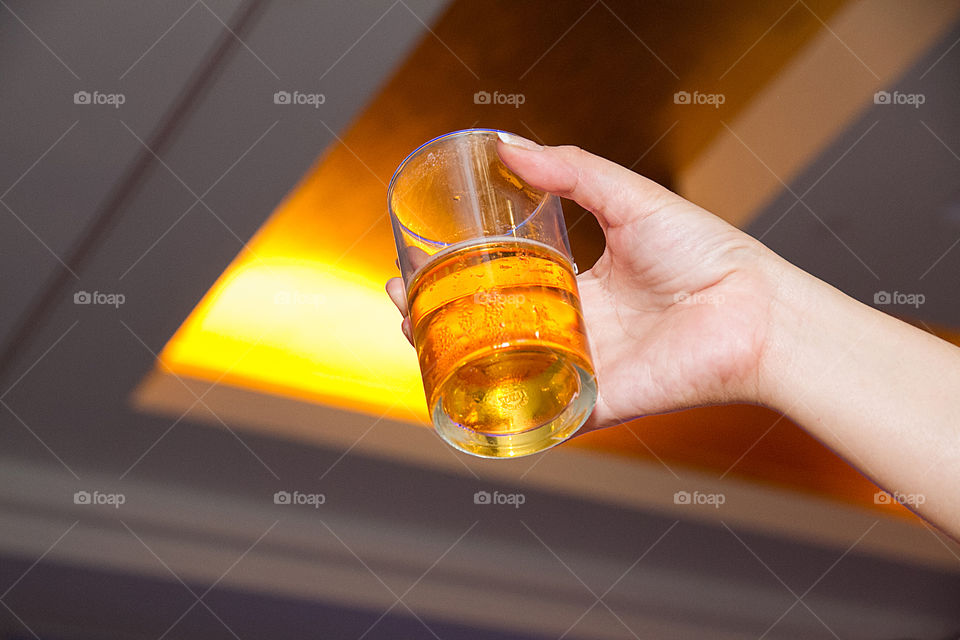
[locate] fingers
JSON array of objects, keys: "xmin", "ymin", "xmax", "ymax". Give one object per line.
[
  {"xmin": 402, "ymin": 246, "xmax": 432, "ymax": 272},
  {"xmin": 495, "ymin": 132, "xmax": 682, "ymax": 230},
  {"xmin": 385, "ymin": 277, "xmax": 408, "ymax": 315},
  {"xmin": 386, "ymin": 277, "xmax": 414, "ymax": 347}
]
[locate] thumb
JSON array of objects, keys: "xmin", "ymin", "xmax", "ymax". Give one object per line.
[{"xmin": 495, "ymin": 132, "xmax": 682, "ymax": 230}]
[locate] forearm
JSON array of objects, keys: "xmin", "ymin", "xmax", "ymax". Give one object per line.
[{"xmin": 758, "ymin": 254, "xmax": 960, "ymax": 536}]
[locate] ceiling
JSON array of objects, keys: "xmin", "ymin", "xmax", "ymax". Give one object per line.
[
  {"xmin": 141, "ymin": 0, "xmax": 960, "ymax": 513},
  {"xmin": 1, "ymin": 1, "xmax": 959, "ymax": 638}
]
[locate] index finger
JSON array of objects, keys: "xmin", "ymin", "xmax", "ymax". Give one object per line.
[{"xmin": 495, "ymin": 132, "xmax": 682, "ymax": 230}]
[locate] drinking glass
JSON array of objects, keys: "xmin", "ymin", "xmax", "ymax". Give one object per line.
[{"xmin": 388, "ymin": 129, "xmax": 596, "ymax": 458}]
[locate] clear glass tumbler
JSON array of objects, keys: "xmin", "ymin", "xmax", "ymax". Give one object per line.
[{"xmin": 388, "ymin": 129, "xmax": 596, "ymax": 458}]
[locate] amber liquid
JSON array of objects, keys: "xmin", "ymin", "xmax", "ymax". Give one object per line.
[{"xmin": 408, "ymin": 238, "xmax": 594, "ymax": 454}]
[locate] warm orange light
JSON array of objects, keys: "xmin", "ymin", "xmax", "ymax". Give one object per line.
[
  {"xmin": 148, "ymin": 138, "xmax": 960, "ymax": 517},
  {"xmin": 158, "ymin": 246, "xmax": 428, "ymax": 424}
]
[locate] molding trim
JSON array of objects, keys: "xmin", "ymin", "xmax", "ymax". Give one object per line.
[
  {"xmin": 134, "ymin": 371, "xmax": 960, "ymax": 572},
  {"xmin": 677, "ymin": 0, "xmax": 960, "ymax": 227}
]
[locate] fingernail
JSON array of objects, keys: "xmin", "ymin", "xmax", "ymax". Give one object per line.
[{"xmin": 497, "ymin": 131, "xmax": 543, "ymax": 151}]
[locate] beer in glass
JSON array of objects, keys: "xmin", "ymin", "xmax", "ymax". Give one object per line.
[{"xmin": 388, "ymin": 129, "xmax": 596, "ymax": 457}]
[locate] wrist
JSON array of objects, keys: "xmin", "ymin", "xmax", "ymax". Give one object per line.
[{"xmin": 754, "ymin": 252, "xmax": 841, "ymax": 413}]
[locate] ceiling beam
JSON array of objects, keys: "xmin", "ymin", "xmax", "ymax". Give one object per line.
[{"xmin": 677, "ymin": 0, "xmax": 960, "ymax": 227}]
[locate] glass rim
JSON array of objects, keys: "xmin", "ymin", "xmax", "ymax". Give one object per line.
[{"xmin": 387, "ymin": 128, "xmax": 551, "ymax": 249}]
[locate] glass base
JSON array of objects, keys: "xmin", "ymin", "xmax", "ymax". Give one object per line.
[{"xmin": 431, "ymin": 349, "xmax": 596, "ymax": 458}]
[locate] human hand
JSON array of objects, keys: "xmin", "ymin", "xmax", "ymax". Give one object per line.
[
  {"xmin": 386, "ymin": 134, "xmax": 786, "ymax": 431},
  {"xmin": 387, "ymin": 133, "xmax": 960, "ymax": 534}
]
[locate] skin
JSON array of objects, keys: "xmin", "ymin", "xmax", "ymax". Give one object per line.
[{"xmin": 386, "ymin": 134, "xmax": 960, "ymax": 539}]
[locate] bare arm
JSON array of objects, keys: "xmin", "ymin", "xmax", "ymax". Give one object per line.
[
  {"xmin": 386, "ymin": 133, "xmax": 960, "ymax": 537},
  {"xmin": 761, "ymin": 255, "xmax": 960, "ymax": 534}
]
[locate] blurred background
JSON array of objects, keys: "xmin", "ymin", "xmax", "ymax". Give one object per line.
[{"xmin": 1, "ymin": 0, "xmax": 960, "ymax": 637}]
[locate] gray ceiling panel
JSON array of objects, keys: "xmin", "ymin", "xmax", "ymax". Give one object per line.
[
  {"xmin": 1, "ymin": 3, "xmax": 958, "ymax": 637},
  {"xmin": 0, "ymin": 0, "xmax": 248, "ymax": 354},
  {"xmin": 747, "ymin": 20, "xmax": 960, "ymax": 328}
]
